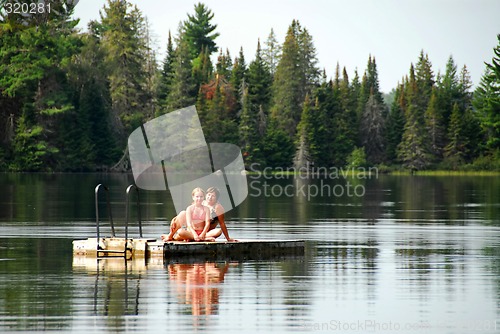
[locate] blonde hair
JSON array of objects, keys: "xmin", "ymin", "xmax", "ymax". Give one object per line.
[{"xmin": 192, "ymin": 187, "xmax": 205, "ymax": 197}]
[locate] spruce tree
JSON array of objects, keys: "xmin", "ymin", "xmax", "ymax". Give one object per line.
[
  {"xmin": 444, "ymin": 103, "xmax": 466, "ymax": 166},
  {"xmin": 158, "ymin": 31, "xmax": 175, "ymax": 110},
  {"xmin": 473, "ymin": 34, "xmax": 500, "ymax": 152},
  {"xmin": 98, "ymin": 0, "xmax": 151, "ymax": 138},
  {"xmin": 397, "ymin": 65, "xmax": 432, "ymax": 170},
  {"xmin": 262, "ymin": 118, "xmax": 295, "ymax": 168},
  {"xmin": 165, "ymin": 33, "xmax": 196, "ymax": 111},
  {"xmin": 247, "ymin": 40, "xmax": 273, "ymax": 114},
  {"xmin": 438, "ymin": 56, "xmax": 460, "ymax": 128},
  {"xmin": 239, "ymin": 84, "xmax": 260, "ymax": 165},
  {"xmin": 385, "ymin": 83, "xmax": 405, "ymax": 163},
  {"xmin": 294, "ymin": 94, "xmax": 314, "ymax": 169},
  {"xmin": 270, "ymin": 20, "xmax": 319, "ymax": 138},
  {"xmin": 1, "ymin": 3, "xmax": 80, "ymax": 171},
  {"xmin": 215, "ymin": 49, "xmax": 232, "ymax": 78},
  {"xmin": 415, "ymin": 50, "xmax": 435, "ymax": 111},
  {"xmin": 262, "ymin": 28, "xmax": 281, "ymax": 77},
  {"xmin": 425, "ymin": 87, "xmax": 445, "ymax": 160},
  {"xmin": 230, "ymin": 47, "xmax": 247, "ymax": 109},
  {"xmin": 358, "ymin": 56, "xmax": 387, "ymax": 164},
  {"xmin": 192, "ymin": 45, "xmax": 213, "ymax": 91},
  {"xmin": 360, "ymin": 92, "xmax": 386, "ymax": 164}
]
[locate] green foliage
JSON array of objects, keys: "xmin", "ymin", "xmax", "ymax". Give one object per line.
[
  {"xmin": 183, "ymin": 3, "xmax": 219, "ymax": 59},
  {"xmin": 473, "ymin": 34, "xmax": 500, "ymax": 151},
  {"xmin": 271, "ymin": 20, "xmax": 319, "ymax": 137},
  {"xmin": 360, "ymin": 93, "xmax": 386, "ymax": 164},
  {"xmin": 262, "ymin": 29, "xmax": 281, "ymax": 77},
  {"xmin": 385, "ymin": 85, "xmax": 405, "ymax": 162},
  {"xmin": 98, "ymin": 0, "xmax": 153, "ymax": 137},
  {"xmin": 11, "ymin": 117, "xmax": 56, "ymax": 171},
  {"xmin": 157, "ymin": 31, "xmax": 175, "ymax": 109},
  {"xmin": 165, "ymin": 34, "xmax": 197, "ymax": 111},
  {"xmin": 262, "ymin": 119, "xmax": 295, "ymax": 168},
  {"xmin": 346, "ymin": 147, "xmax": 367, "ymax": 169},
  {"xmin": 0, "ymin": 3, "xmax": 498, "ymax": 172}
]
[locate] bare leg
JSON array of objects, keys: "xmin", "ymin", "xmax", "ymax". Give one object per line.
[
  {"xmin": 206, "ymin": 228, "xmax": 222, "ymax": 239},
  {"xmin": 161, "ymin": 211, "xmax": 186, "ymax": 241},
  {"xmin": 174, "ymin": 228, "xmax": 195, "ymax": 241}
]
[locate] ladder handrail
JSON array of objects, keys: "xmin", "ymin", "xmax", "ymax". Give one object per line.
[
  {"xmin": 95, "ymin": 184, "xmax": 115, "ymax": 241},
  {"xmin": 125, "ymin": 184, "xmax": 143, "ymax": 240}
]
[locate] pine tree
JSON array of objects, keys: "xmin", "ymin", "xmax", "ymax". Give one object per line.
[{"xmin": 183, "ymin": 3, "xmax": 219, "ymax": 59}]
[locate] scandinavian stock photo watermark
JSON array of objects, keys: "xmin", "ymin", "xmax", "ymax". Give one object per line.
[{"xmin": 247, "ymin": 162, "xmax": 379, "ymax": 200}]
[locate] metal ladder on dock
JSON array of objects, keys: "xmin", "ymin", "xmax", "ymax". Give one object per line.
[{"xmin": 95, "ymin": 184, "xmax": 143, "ymax": 258}]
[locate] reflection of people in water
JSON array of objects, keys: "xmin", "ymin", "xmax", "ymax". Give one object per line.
[{"xmin": 168, "ymin": 262, "xmax": 230, "ymax": 318}]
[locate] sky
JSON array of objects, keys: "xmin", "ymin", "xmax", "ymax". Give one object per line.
[{"xmin": 73, "ymin": 0, "xmax": 500, "ymax": 93}]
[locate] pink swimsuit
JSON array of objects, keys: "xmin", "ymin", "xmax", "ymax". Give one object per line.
[{"xmin": 191, "ymin": 207, "xmax": 205, "ymax": 221}]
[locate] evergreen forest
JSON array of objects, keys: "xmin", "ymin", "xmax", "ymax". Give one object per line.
[{"xmin": 1, "ymin": 1, "xmax": 499, "ymax": 172}]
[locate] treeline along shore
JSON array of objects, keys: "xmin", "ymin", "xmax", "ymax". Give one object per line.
[{"xmin": 0, "ymin": 1, "xmax": 499, "ymax": 172}]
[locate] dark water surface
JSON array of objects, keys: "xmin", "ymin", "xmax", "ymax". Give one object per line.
[{"xmin": 0, "ymin": 173, "xmax": 499, "ymax": 333}]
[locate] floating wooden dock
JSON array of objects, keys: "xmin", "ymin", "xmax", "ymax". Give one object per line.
[
  {"xmin": 73, "ymin": 238, "xmax": 305, "ymax": 261},
  {"xmin": 164, "ymin": 239, "xmax": 305, "ymax": 262}
]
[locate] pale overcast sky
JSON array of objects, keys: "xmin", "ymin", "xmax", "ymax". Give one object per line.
[{"xmin": 74, "ymin": 0, "xmax": 500, "ymax": 93}]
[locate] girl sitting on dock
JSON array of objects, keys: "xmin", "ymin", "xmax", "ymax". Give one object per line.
[
  {"xmin": 161, "ymin": 187, "xmax": 236, "ymax": 242},
  {"xmin": 165, "ymin": 187, "xmax": 213, "ymax": 242}
]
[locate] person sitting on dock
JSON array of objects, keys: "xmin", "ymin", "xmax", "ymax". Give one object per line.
[
  {"xmin": 166, "ymin": 187, "xmax": 213, "ymax": 242},
  {"xmin": 203, "ymin": 187, "xmax": 237, "ymax": 242},
  {"xmin": 161, "ymin": 187, "xmax": 237, "ymax": 242}
]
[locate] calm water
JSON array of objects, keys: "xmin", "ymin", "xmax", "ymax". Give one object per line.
[{"xmin": 0, "ymin": 173, "xmax": 499, "ymax": 333}]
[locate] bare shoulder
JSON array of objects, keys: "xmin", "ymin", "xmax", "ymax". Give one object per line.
[{"xmin": 215, "ymin": 203, "xmax": 225, "ymax": 214}]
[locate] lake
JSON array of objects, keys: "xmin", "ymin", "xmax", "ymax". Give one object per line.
[{"xmin": 0, "ymin": 173, "xmax": 499, "ymax": 333}]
